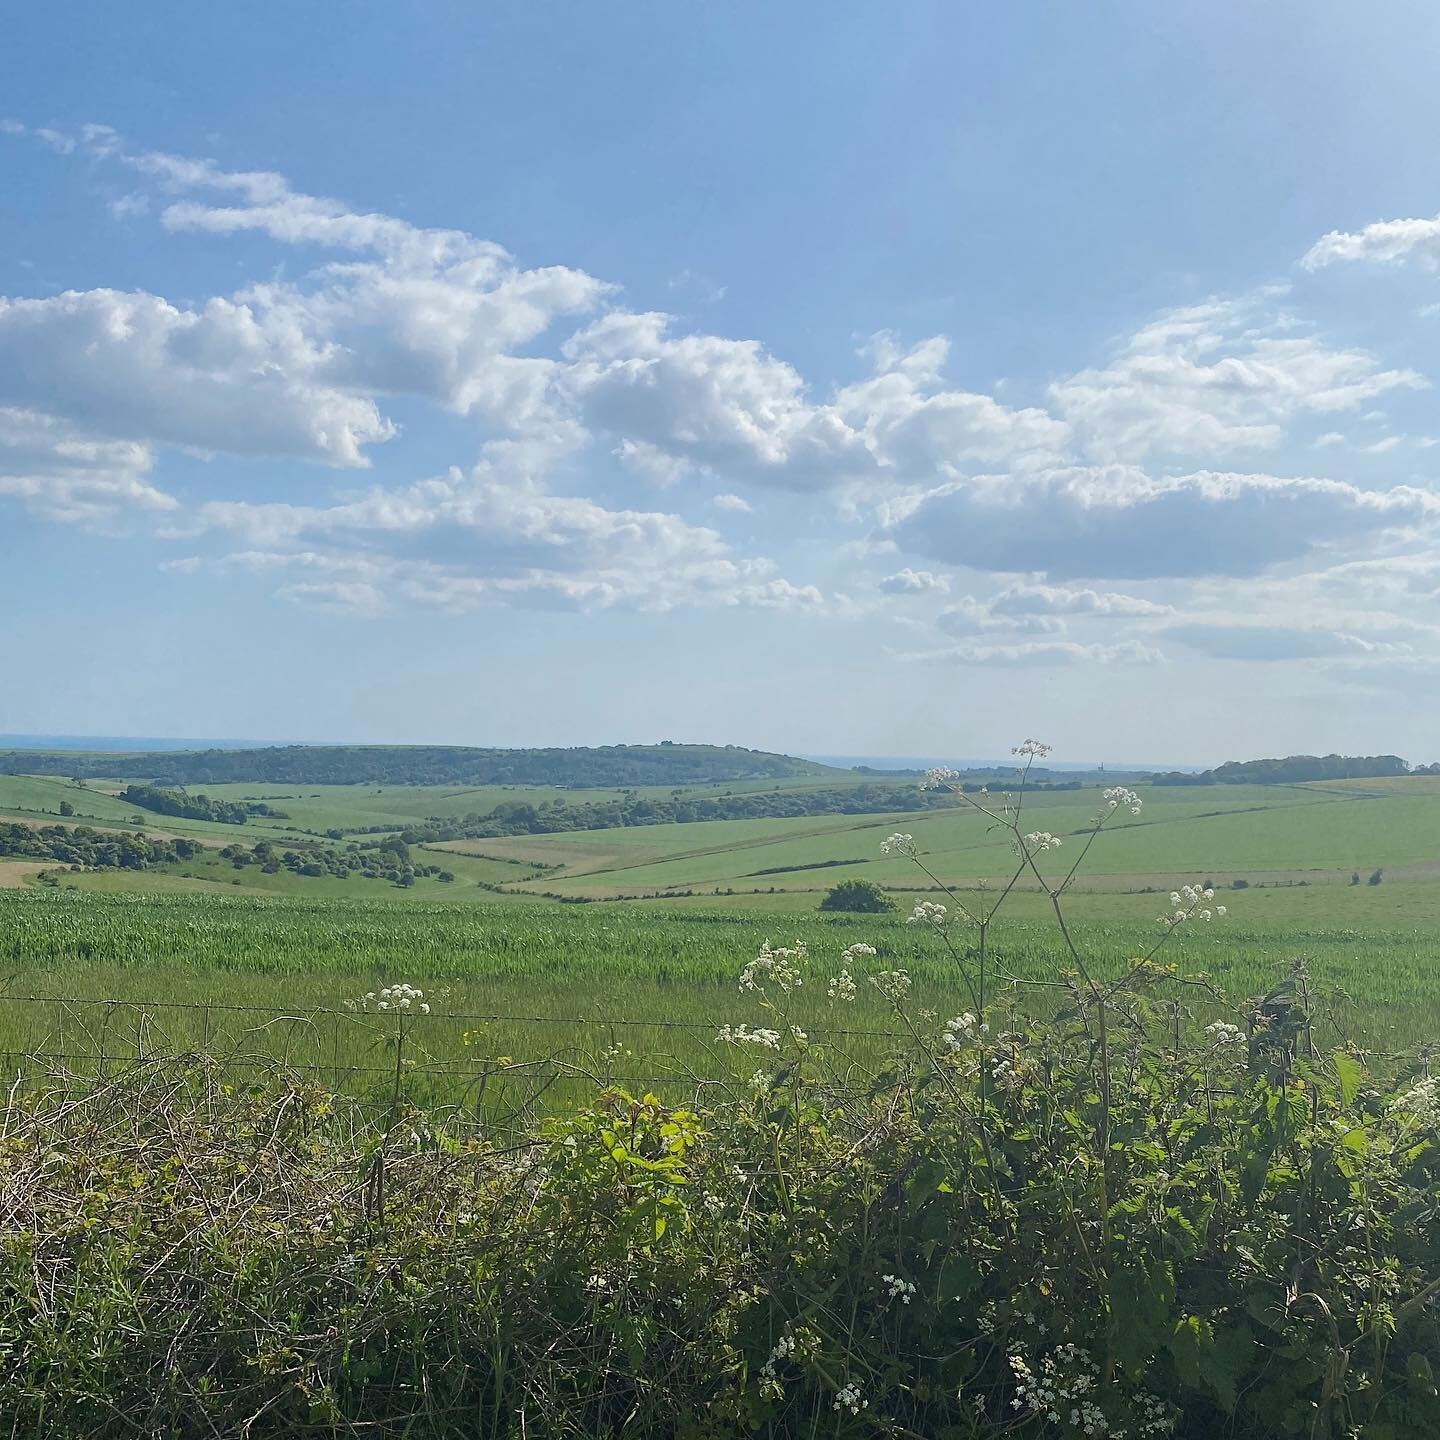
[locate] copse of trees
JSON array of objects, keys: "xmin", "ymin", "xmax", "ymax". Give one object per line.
[
  {"xmin": 117, "ymin": 785, "xmax": 288, "ymax": 825},
  {"xmin": 0, "ymin": 822, "xmax": 203, "ymax": 870}
]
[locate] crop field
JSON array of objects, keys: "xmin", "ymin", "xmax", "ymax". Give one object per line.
[
  {"xmin": 472, "ymin": 779, "xmax": 1440, "ymax": 902},
  {"xmin": 4, "ymin": 774, "xmax": 1440, "ymax": 1101}
]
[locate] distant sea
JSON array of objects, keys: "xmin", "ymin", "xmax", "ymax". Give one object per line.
[{"xmin": 0, "ymin": 735, "xmax": 278, "ymax": 753}]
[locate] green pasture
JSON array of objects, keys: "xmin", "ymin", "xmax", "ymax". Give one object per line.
[
  {"xmin": 1, "ymin": 886, "xmax": 1436, "ymax": 1085},
  {"xmin": 496, "ymin": 782, "xmax": 1440, "ymax": 897}
]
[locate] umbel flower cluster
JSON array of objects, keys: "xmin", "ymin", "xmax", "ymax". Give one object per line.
[{"xmin": 349, "ymin": 982, "xmax": 430, "ymax": 1014}]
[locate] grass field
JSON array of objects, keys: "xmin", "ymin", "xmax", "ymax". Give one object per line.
[{"xmin": 5, "ymin": 774, "xmax": 1440, "ymax": 1098}]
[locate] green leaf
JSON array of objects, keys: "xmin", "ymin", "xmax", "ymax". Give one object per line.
[{"xmin": 1334, "ymin": 1050, "xmax": 1363, "ymax": 1108}]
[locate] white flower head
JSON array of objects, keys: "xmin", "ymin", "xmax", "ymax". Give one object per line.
[
  {"xmin": 716, "ymin": 1023, "xmax": 782, "ymax": 1051},
  {"xmin": 1102, "ymin": 785, "xmax": 1143, "ymax": 815},
  {"xmin": 907, "ymin": 899, "xmax": 948, "ymax": 927},
  {"xmin": 881, "ymin": 831, "xmax": 916, "ymax": 855}
]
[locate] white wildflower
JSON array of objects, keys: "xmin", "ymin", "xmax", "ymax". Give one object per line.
[
  {"xmin": 841, "ymin": 941, "xmax": 877, "ymax": 962},
  {"xmin": 881, "ymin": 831, "xmax": 916, "ymax": 855},
  {"xmin": 907, "ymin": 899, "xmax": 948, "ymax": 927},
  {"xmin": 716, "ymin": 1024, "xmax": 782, "ymax": 1050},
  {"xmin": 1160, "ymin": 883, "xmax": 1232, "ymax": 929},
  {"xmin": 1012, "ymin": 738, "xmax": 1053, "ymax": 758},
  {"xmin": 355, "ymin": 981, "xmax": 428, "ymax": 1014},
  {"xmin": 920, "ymin": 767, "xmax": 959, "ymax": 791},
  {"xmin": 761, "ymin": 1333, "xmax": 797, "ymax": 1379},
  {"xmin": 871, "ymin": 969, "xmax": 912, "ymax": 1002},
  {"xmin": 1103, "ymin": 785, "xmax": 1143, "ymax": 815},
  {"xmin": 1204, "ymin": 1021, "xmax": 1246, "ymax": 1046},
  {"xmin": 1394, "ymin": 1076, "xmax": 1440, "ymax": 1124},
  {"xmin": 883, "ymin": 1273, "xmax": 917, "ymax": 1304},
  {"xmin": 944, "ymin": 1013, "xmax": 989, "ymax": 1049},
  {"xmin": 828, "ymin": 969, "xmax": 858, "ymax": 1003},
  {"xmin": 833, "ymin": 1381, "xmax": 867, "ymax": 1416},
  {"xmin": 739, "ymin": 939, "xmax": 805, "ymax": 993},
  {"xmin": 1023, "ymin": 831, "xmax": 1062, "ymax": 852}
]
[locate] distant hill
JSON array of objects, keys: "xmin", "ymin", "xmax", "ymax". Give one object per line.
[
  {"xmin": 0, "ymin": 743, "xmax": 841, "ymax": 788},
  {"xmin": 1153, "ymin": 753, "xmax": 1421, "ymax": 786}
]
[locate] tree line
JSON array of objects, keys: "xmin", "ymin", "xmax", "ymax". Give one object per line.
[
  {"xmin": 0, "ymin": 743, "xmax": 835, "ymax": 787},
  {"xmin": 1152, "ymin": 753, "xmax": 1425, "ymax": 786},
  {"xmin": 358, "ymin": 778, "xmax": 1086, "ymax": 845},
  {"xmin": 118, "ymin": 784, "xmax": 289, "ymax": 825}
]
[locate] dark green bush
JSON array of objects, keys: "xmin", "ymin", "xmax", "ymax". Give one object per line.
[{"xmin": 818, "ymin": 877, "xmax": 895, "ymax": 912}]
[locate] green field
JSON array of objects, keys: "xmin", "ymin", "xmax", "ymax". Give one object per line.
[{"xmin": 4, "ymin": 774, "xmax": 1440, "ymax": 1090}]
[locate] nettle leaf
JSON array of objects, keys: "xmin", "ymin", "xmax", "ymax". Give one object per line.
[{"xmin": 1334, "ymin": 1050, "xmax": 1364, "ymax": 1109}]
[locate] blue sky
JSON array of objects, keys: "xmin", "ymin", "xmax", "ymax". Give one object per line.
[{"xmin": 5, "ymin": 1, "xmax": 1440, "ymax": 764}]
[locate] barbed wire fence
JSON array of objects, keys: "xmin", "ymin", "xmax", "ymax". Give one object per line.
[
  {"xmin": 0, "ymin": 992, "xmax": 917, "ymax": 1139},
  {"xmin": 1, "ymin": 972, "xmax": 1427, "ymax": 1144}
]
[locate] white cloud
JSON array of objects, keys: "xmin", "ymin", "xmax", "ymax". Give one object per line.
[
  {"xmin": 616, "ymin": 438, "xmax": 692, "ymax": 485},
  {"xmin": 912, "ymin": 638, "xmax": 1163, "ymax": 667},
  {"xmin": 562, "ymin": 311, "xmax": 875, "ymax": 489},
  {"xmin": 1050, "ymin": 297, "xmax": 1423, "ymax": 463},
  {"xmin": 0, "ymin": 289, "xmax": 394, "ymax": 466},
  {"xmin": 936, "ymin": 597, "xmax": 1063, "ymax": 637},
  {"xmin": 1303, "ymin": 214, "xmax": 1440, "ymax": 271},
  {"xmin": 990, "ymin": 582, "xmax": 1170, "ymax": 618},
  {"xmin": 888, "ymin": 467, "xmax": 1440, "ymax": 580},
  {"xmin": 878, "ymin": 567, "xmax": 949, "ymax": 594},
  {"xmin": 184, "ymin": 448, "xmax": 821, "ymax": 615},
  {"xmin": 711, "ymin": 492, "xmax": 752, "ymax": 513},
  {"xmin": 1162, "ymin": 622, "xmax": 1401, "ymax": 661},
  {"xmin": 0, "ymin": 407, "xmax": 173, "ymax": 522}
]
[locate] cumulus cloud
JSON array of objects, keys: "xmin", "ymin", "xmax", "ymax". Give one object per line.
[
  {"xmin": 878, "ymin": 567, "xmax": 949, "ymax": 594},
  {"xmin": 183, "ymin": 448, "xmax": 821, "ymax": 615},
  {"xmin": 990, "ymin": 581, "xmax": 1170, "ymax": 618},
  {"xmin": 888, "ymin": 467, "xmax": 1440, "ymax": 580},
  {"xmin": 935, "ymin": 597, "xmax": 1063, "ymax": 637},
  {"xmin": 0, "ymin": 407, "xmax": 173, "ymax": 522},
  {"xmin": 0, "ymin": 289, "xmax": 394, "ymax": 466},
  {"xmin": 8, "ymin": 121, "xmax": 1440, "ymax": 648},
  {"xmin": 1303, "ymin": 214, "xmax": 1440, "ymax": 271},
  {"xmin": 1050, "ymin": 297, "xmax": 1423, "ymax": 463}
]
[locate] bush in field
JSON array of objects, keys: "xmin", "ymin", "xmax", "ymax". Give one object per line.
[
  {"xmin": 4, "ymin": 742, "xmax": 1440, "ymax": 1438},
  {"xmin": 817, "ymin": 877, "xmax": 895, "ymax": 912}
]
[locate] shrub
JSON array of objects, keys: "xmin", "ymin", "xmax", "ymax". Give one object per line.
[
  {"xmin": 818, "ymin": 877, "xmax": 895, "ymax": 912},
  {"xmin": 1370, "ymin": 867, "xmax": 1384, "ymax": 886}
]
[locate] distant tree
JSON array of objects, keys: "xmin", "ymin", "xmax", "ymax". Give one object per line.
[
  {"xmin": 57, "ymin": 800, "xmax": 74, "ymax": 817},
  {"xmin": 1369, "ymin": 868, "xmax": 1384, "ymax": 886},
  {"xmin": 819, "ymin": 878, "xmax": 896, "ymax": 913}
]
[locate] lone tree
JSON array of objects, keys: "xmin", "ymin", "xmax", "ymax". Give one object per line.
[{"xmin": 818, "ymin": 878, "xmax": 895, "ymax": 913}]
